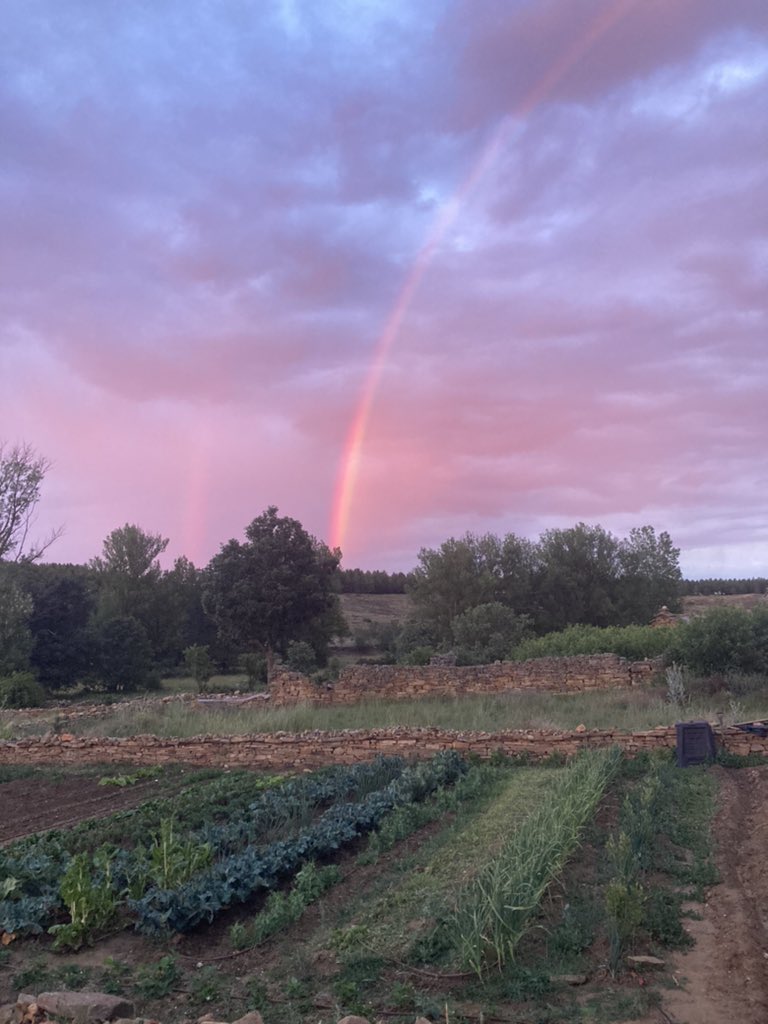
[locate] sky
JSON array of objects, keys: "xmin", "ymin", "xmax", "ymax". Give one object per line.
[{"xmin": 1, "ymin": 0, "xmax": 767, "ymax": 577}]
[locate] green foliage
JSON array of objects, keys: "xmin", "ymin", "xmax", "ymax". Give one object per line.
[
  {"xmin": 145, "ymin": 818, "xmax": 212, "ymax": 889},
  {"xmin": 0, "ymin": 671, "xmax": 45, "ymax": 708},
  {"xmin": 229, "ymin": 861, "xmax": 340, "ymax": 949},
  {"xmin": 189, "ymin": 965, "xmax": 222, "ymax": 1006},
  {"xmin": 452, "ymin": 748, "xmax": 621, "ymax": 975},
  {"xmin": 203, "ymin": 506, "xmax": 341, "ymax": 670},
  {"xmin": 241, "ymin": 651, "xmax": 268, "ymax": 689},
  {"xmin": 48, "ymin": 849, "xmax": 119, "ymax": 950},
  {"xmin": 96, "ymin": 615, "xmax": 155, "ymax": 691},
  {"xmin": 669, "ymin": 605, "xmax": 768, "ymax": 675},
  {"xmin": 451, "ymin": 601, "xmax": 531, "ymax": 663},
  {"xmin": 98, "ymin": 766, "xmax": 158, "ymax": 787},
  {"xmin": 133, "ymin": 955, "xmax": 179, "ymax": 999},
  {"xmin": 285, "ymin": 639, "xmax": 317, "ymax": 675},
  {"xmin": 183, "ymin": 644, "xmax": 215, "ymax": 690},
  {"xmin": 0, "ymin": 578, "xmax": 33, "ymax": 675},
  {"xmin": 409, "ymin": 523, "xmax": 681, "ymax": 640},
  {"xmin": 512, "ymin": 622, "xmax": 672, "ymax": 662}
]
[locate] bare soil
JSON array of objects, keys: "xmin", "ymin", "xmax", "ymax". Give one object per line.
[
  {"xmin": 0, "ymin": 774, "xmax": 168, "ymax": 845},
  {"xmin": 660, "ymin": 765, "xmax": 768, "ymax": 1024}
]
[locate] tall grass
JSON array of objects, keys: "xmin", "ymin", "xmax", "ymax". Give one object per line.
[
  {"xmin": 51, "ymin": 685, "xmax": 768, "ymax": 739},
  {"xmin": 451, "ymin": 747, "xmax": 622, "ymax": 976}
]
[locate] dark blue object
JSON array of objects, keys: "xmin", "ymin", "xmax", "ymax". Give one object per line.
[
  {"xmin": 735, "ymin": 720, "xmax": 768, "ymax": 738},
  {"xmin": 676, "ymin": 721, "xmax": 716, "ymax": 767}
]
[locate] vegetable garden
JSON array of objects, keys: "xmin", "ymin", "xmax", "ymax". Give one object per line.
[{"xmin": 0, "ymin": 750, "xmax": 726, "ymax": 1023}]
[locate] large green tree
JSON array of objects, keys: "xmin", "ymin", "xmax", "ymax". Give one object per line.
[{"xmin": 203, "ymin": 507, "xmax": 342, "ymax": 673}]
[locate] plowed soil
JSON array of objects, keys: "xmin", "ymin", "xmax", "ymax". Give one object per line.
[
  {"xmin": 0, "ymin": 775, "xmax": 166, "ymax": 845},
  {"xmin": 660, "ymin": 765, "xmax": 768, "ymax": 1024}
]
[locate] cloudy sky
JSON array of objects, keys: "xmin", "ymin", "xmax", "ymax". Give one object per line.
[{"xmin": 2, "ymin": 0, "xmax": 767, "ymax": 575}]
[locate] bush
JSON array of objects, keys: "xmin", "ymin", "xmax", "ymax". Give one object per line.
[
  {"xmin": 451, "ymin": 603, "xmax": 531, "ymax": 663},
  {"xmin": 240, "ymin": 652, "xmax": 267, "ymax": 690},
  {"xmin": 0, "ymin": 671, "xmax": 46, "ymax": 708},
  {"xmin": 183, "ymin": 645, "xmax": 215, "ymax": 691},
  {"xmin": 669, "ymin": 606, "xmax": 768, "ymax": 676},
  {"xmin": 511, "ymin": 623, "xmax": 673, "ymax": 662},
  {"xmin": 285, "ymin": 640, "xmax": 317, "ymax": 675}
]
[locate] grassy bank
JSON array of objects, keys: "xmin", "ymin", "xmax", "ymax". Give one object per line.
[{"xmin": 16, "ymin": 684, "xmax": 765, "ymax": 739}]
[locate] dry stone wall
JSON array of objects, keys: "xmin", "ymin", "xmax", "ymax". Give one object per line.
[
  {"xmin": 270, "ymin": 653, "xmax": 660, "ymax": 706},
  {"xmin": 0, "ymin": 724, "xmax": 765, "ymax": 771}
]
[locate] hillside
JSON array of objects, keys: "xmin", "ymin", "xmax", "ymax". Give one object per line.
[{"xmin": 338, "ymin": 592, "xmax": 413, "ymax": 636}]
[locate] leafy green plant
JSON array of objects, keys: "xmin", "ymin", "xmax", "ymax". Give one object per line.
[
  {"xmin": 98, "ymin": 766, "xmax": 158, "ymax": 787},
  {"xmin": 133, "ymin": 955, "xmax": 179, "ymax": 999},
  {"xmin": 48, "ymin": 849, "xmax": 119, "ymax": 950},
  {"xmin": 190, "ymin": 964, "xmax": 222, "ymax": 1005},
  {"xmin": 147, "ymin": 819, "xmax": 212, "ymax": 889}
]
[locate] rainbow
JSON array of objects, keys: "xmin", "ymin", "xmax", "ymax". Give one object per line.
[{"xmin": 329, "ymin": 0, "xmax": 639, "ymax": 555}]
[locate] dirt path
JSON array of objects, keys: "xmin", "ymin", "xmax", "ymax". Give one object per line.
[
  {"xmin": 0, "ymin": 776, "xmax": 166, "ymax": 845},
  {"xmin": 661, "ymin": 765, "xmax": 768, "ymax": 1024}
]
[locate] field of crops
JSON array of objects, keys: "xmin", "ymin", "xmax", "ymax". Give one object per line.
[{"xmin": 0, "ymin": 750, "xmax": 722, "ymax": 1024}]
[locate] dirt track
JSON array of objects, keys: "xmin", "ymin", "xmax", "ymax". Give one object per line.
[{"xmin": 661, "ymin": 765, "xmax": 768, "ymax": 1024}]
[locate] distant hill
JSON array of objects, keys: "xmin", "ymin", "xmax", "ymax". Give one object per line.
[
  {"xmin": 338, "ymin": 592, "xmax": 412, "ymax": 637},
  {"xmin": 681, "ymin": 592, "xmax": 768, "ymax": 617}
]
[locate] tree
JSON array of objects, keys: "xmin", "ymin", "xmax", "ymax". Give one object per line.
[
  {"xmin": 407, "ymin": 533, "xmax": 501, "ymax": 641},
  {"xmin": 0, "ymin": 575, "xmax": 33, "ymax": 675},
  {"xmin": 23, "ymin": 564, "xmax": 97, "ymax": 689},
  {"xmin": 203, "ymin": 507, "xmax": 342, "ymax": 674},
  {"xmin": 90, "ymin": 523, "xmax": 169, "ymax": 583},
  {"xmin": 615, "ymin": 526, "xmax": 682, "ymax": 624},
  {"xmin": 97, "ymin": 615, "xmax": 154, "ymax": 691},
  {"xmin": 0, "ymin": 442, "xmax": 61, "ymax": 562},
  {"xmin": 451, "ymin": 602, "xmax": 531, "ymax": 664},
  {"xmin": 534, "ymin": 524, "xmax": 622, "ymax": 633},
  {"xmin": 91, "ymin": 524, "xmax": 170, "ymax": 665}
]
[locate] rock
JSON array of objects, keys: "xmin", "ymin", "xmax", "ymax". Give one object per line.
[
  {"xmin": 415, "ymin": 1017, "xmax": 433, "ymax": 1024},
  {"xmin": 626, "ymin": 955, "xmax": 665, "ymax": 968},
  {"xmin": 36, "ymin": 991, "xmax": 135, "ymax": 1022},
  {"xmin": 550, "ymin": 973, "xmax": 588, "ymax": 986},
  {"xmin": 15, "ymin": 995, "xmax": 35, "ymax": 1012},
  {"xmin": 313, "ymin": 992, "xmax": 335, "ymax": 1009},
  {"xmin": 0, "ymin": 1003, "xmax": 17, "ymax": 1024},
  {"xmin": 232, "ymin": 1014, "xmax": 265, "ymax": 1024},
  {"xmin": 338, "ymin": 1017, "xmax": 371, "ymax": 1024},
  {"xmin": 575, "ymin": 723, "xmax": 587, "ymax": 733}
]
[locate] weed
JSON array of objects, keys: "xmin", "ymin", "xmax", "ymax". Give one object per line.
[
  {"xmin": 189, "ymin": 964, "xmax": 222, "ymax": 1005},
  {"xmin": 52, "ymin": 964, "xmax": 92, "ymax": 990},
  {"xmin": 12, "ymin": 956, "xmax": 51, "ymax": 992},
  {"xmin": 133, "ymin": 955, "xmax": 179, "ymax": 1000},
  {"xmin": 98, "ymin": 957, "xmax": 131, "ymax": 995}
]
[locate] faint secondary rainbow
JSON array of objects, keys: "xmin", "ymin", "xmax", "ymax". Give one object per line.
[{"xmin": 329, "ymin": 0, "xmax": 639, "ymax": 555}]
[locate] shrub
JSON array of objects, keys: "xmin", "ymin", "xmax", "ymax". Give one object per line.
[
  {"xmin": 0, "ymin": 671, "xmax": 46, "ymax": 708},
  {"xmin": 183, "ymin": 645, "xmax": 215, "ymax": 691},
  {"xmin": 285, "ymin": 640, "xmax": 317, "ymax": 675},
  {"xmin": 241, "ymin": 652, "xmax": 267, "ymax": 690},
  {"xmin": 669, "ymin": 606, "xmax": 768, "ymax": 675},
  {"xmin": 511, "ymin": 623, "xmax": 673, "ymax": 662}
]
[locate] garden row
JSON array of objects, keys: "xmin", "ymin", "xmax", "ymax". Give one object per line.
[{"xmin": 0, "ymin": 752, "xmax": 466, "ymax": 945}]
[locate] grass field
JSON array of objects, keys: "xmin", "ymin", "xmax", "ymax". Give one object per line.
[{"xmin": 19, "ymin": 682, "xmax": 763, "ymax": 740}]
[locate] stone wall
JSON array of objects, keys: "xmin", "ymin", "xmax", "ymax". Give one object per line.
[
  {"xmin": 0, "ymin": 724, "xmax": 764, "ymax": 771},
  {"xmin": 270, "ymin": 653, "xmax": 661, "ymax": 706}
]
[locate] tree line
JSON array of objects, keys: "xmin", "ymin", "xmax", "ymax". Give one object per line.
[{"xmin": 0, "ymin": 438, "xmax": 729, "ymax": 702}]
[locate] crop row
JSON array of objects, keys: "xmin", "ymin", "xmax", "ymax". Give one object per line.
[
  {"xmin": 131, "ymin": 750, "xmax": 467, "ymax": 934},
  {"xmin": 452, "ymin": 747, "xmax": 622, "ymax": 975},
  {"xmin": 0, "ymin": 753, "xmax": 463, "ymax": 941}
]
